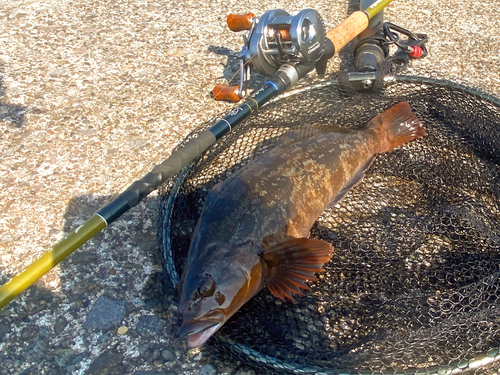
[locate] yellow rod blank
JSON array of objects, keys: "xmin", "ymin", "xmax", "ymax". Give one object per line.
[
  {"xmin": 0, "ymin": 214, "xmax": 107, "ymax": 309},
  {"xmin": 364, "ymin": 0, "xmax": 394, "ymax": 19}
]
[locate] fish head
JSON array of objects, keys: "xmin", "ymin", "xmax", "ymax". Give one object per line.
[{"xmin": 177, "ymin": 241, "xmax": 264, "ymax": 348}]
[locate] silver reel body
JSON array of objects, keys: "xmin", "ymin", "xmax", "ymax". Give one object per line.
[{"xmin": 245, "ymin": 9, "xmax": 327, "ymax": 76}]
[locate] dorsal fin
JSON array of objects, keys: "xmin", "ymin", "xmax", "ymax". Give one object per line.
[
  {"xmin": 261, "ymin": 238, "xmax": 333, "ymax": 302},
  {"xmin": 279, "ymin": 124, "xmax": 354, "ymax": 146}
]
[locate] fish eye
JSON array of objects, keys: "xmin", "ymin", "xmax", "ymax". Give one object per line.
[{"xmin": 197, "ymin": 276, "xmax": 216, "ymax": 297}]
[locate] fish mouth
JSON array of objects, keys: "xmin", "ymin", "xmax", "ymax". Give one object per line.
[{"xmin": 177, "ymin": 311, "xmax": 225, "ymax": 348}]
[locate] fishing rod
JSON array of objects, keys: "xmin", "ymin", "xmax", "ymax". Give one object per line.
[{"xmin": 0, "ymin": 0, "xmax": 394, "ymax": 309}]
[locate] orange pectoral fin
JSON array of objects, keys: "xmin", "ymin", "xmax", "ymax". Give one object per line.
[{"xmin": 261, "ymin": 238, "xmax": 333, "ymax": 302}]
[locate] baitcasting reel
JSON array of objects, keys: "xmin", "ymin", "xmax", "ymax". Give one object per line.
[
  {"xmin": 212, "ymin": 9, "xmax": 333, "ymax": 101},
  {"xmin": 211, "ymin": 7, "xmax": 429, "ymax": 100}
]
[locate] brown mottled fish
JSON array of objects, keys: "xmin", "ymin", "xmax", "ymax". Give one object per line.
[{"xmin": 177, "ymin": 102, "xmax": 425, "ymax": 347}]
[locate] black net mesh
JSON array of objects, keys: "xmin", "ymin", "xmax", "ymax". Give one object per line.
[{"xmin": 157, "ymin": 74, "xmax": 500, "ymax": 374}]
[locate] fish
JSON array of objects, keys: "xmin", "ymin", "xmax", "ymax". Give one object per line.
[{"xmin": 177, "ymin": 102, "xmax": 425, "ymax": 348}]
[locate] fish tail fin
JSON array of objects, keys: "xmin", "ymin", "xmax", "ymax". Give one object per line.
[
  {"xmin": 261, "ymin": 238, "xmax": 333, "ymax": 302},
  {"xmin": 367, "ymin": 102, "xmax": 426, "ymax": 153}
]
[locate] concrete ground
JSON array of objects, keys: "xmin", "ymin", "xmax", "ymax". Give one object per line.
[{"xmin": 0, "ymin": 0, "xmax": 499, "ymax": 374}]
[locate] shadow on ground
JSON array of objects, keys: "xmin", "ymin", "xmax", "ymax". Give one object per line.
[
  {"xmin": 0, "ymin": 191, "xmax": 215, "ymax": 374},
  {"xmin": 0, "ymin": 63, "xmax": 28, "ymax": 127},
  {"xmin": 208, "ymin": 45, "xmax": 268, "ymax": 94}
]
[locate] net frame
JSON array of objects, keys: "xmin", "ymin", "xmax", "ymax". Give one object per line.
[{"xmin": 157, "ymin": 73, "xmax": 500, "ymax": 375}]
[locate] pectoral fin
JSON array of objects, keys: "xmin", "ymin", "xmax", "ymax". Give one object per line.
[{"xmin": 261, "ymin": 238, "xmax": 333, "ymax": 302}]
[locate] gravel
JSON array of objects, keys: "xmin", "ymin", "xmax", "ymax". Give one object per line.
[
  {"xmin": 0, "ymin": 0, "xmax": 499, "ymax": 374},
  {"xmin": 84, "ymin": 295, "xmax": 126, "ymax": 329}
]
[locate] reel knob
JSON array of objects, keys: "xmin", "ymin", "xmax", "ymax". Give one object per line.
[
  {"xmin": 211, "ymin": 84, "xmax": 244, "ymax": 102},
  {"xmin": 227, "ymin": 13, "xmax": 255, "ymax": 32}
]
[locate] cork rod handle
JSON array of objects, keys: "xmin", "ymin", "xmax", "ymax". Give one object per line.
[{"xmin": 326, "ymin": 11, "xmax": 370, "ymax": 53}]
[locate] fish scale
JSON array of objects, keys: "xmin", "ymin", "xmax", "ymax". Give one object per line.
[{"xmin": 177, "ymin": 102, "xmax": 425, "ymax": 348}]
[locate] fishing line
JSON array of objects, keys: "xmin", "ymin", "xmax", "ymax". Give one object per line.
[{"xmin": 211, "ymin": 54, "xmax": 257, "ymax": 100}]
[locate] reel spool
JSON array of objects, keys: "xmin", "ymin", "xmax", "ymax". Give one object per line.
[
  {"xmin": 212, "ymin": 9, "xmax": 332, "ymax": 101},
  {"xmin": 246, "ymin": 9, "xmax": 327, "ymax": 76}
]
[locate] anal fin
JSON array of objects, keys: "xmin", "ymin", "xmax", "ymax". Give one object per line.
[
  {"xmin": 261, "ymin": 238, "xmax": 333, "ymax": 302},
  {"xmin": 327, "ymin": 156, "xmax": 374, "ymax": 209}
]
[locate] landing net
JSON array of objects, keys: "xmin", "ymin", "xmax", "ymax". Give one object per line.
[{"xmin": 158, "ymin": 73, "xmax": 500, "ymax": 374}]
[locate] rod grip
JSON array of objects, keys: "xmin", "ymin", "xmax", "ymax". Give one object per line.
[
  {"xmin": 116, "ymin": 130, "xmax": 217, "ymax": 213},
  {"xmin": 211, "ymin": 84, "xmax": 241, "ymax": 102},
  {"xmin": 227, "ymin": 13, "xmax": 255, "ymax": 32},
  {"xmin": 326, "ymin": 11, "xmax": 369, "ymax": 53}
]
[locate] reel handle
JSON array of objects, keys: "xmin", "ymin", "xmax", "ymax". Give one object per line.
[
  {"xmin": 227, "ymin": 13, "xmax": 255, "ymax": 32},
  {"xmin": 326, "ymin": 11, "xmax": 369, "ymax": 52},
  {"xmin": 211, "ymin": 84, "xmax": 242, "ymax": 102}
]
